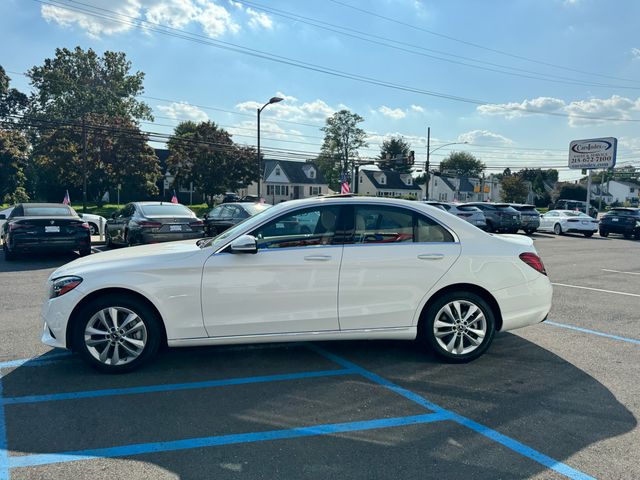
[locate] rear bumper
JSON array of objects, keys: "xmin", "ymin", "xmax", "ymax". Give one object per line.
[
  {"xmin": 494, "ymin": 275, "xmax": 553, "ymax": 332},
  {"xmin": 10, "ymin": 234, "xmax": 90, "ymax": 252},
  {"xmin": 599, "ymin": 224, "xmax": 637, "ymax": 234},
  {"xmin": 140, "ymin": 231, "xmax": 204, "ymax": 243}
]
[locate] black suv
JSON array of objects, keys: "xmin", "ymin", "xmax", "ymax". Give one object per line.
[
  {"xmin": 462, "ymin": 203, "xmax": 521, "ymax": 233},
  {"xmin": 599, "ymin": 208, "xmax": 640, "ymax": 239}
]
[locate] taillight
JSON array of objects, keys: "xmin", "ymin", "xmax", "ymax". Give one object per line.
[
  {"xmin": 189, "ymin": 220, "xmax": 204, "ymax": 227},
  {"xmin": 138, "ymin": 221, "xmax": 162, "ymax": 228},
  {"xmin": 9, "ymin": 222, "xmax": 32, "ymax": 232},
  {"xmin": 519, "ymin": 252, "xmax": 547, "ymax": 276}
]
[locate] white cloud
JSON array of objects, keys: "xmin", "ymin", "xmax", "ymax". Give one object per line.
[
  {"xmin": 564, "ymin": 95, "xmax": 640, "ymax": 126},
  {"xmin": 157, "ymin": 102, "xmax": 209, "ymax": 122},
  {"xmin": 41, "ymin": 0, "xmax": 142, "ymax": 38},
  {"xmin": 410, "ymin": 105, "xmax": 425, "ymax": 113},
  {"xmin": 40, "ymin": 0, "xmax": 273, "ymax": 38},
  {"xmin": 246, "ymin": 7, "xmax": 273, "ymax": 30},
  {"xmin": 275, "ymin": 91, "xmax": 297, "ymax": 102},
  {"xmin": 632, "ymin": 47, "xmax": 640, "ymax": 60},
  {"xmin": 457, "ymin": 130, "xmax": 513, "ymax": 145},
  {"xmin": 477, "ymin": 96, "xmax": 566, "ymax": 119},
  {"xmin": 236, "ymin": 96, "xmax": 335, "ymax": 123},
  {"xmin": 378, "ymin": 106, "xmax": 406, "ymax": 119}
]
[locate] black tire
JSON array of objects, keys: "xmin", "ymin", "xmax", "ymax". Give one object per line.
[
  {"xmin": 3, "ymin": 242, "xmax": 15, "ymax": 261},
  {"xmin": 524, "ymin": 229, "xmax": 535, "ymax": 235},
  {"xmin": 420, "ymin": 291, "xmax": 496, "ymax": 363},
  {"xmin": 554, "ymin": 223, "xmax": 563, "ymax": 235},
  {"xmin": 583, "ymin": 232, "xmax": 593, "ymax": 238},
  {"xmin": 623, "ymin": 233, "xmax": 632, "ymax": 239},
  {"xmin": 79, "ymin": 247, "xmax": 92, "ymax": 256},
  {"xmin": 72, "ymin": 294, "xmax": 162, "ymax": 373},
  {"xmin": 634, "ymin": 231, "xmax": 640, "ymax": 240},
  {"xmin": 599, "ymin": 230, "xmax": 608, "ymax": 237},
  {"xmin": 485, "ymin": 221, "xmax": 495, "ymax": 233},
  {"xmin": 88, "ymin": 223, "xmax": 99, "ymax": 236},
  {"xmin": 508, "ymin": 228, "xmax": 519, "ymax": 234},
  {"xmin": 105, "ymin": 231, "xmax": 113, "ymax": 248}
]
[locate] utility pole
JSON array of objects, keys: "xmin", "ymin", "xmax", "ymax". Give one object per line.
[
  {"xmin": 256, "ymin": 107, "xmax": 261, "ymax": 200},
  {"xmin": 425, "ymin": 126, "xmax": 431, "ymax": 201},
  {"xmin": 586, "ymin": 169, "xmax": 592, "ymax": 216},
  {"xmin": 82, "ymin": 115, "xmax": 88, "ymax": 213}
]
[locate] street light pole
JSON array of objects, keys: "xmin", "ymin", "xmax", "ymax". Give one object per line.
[
  {"xmin": 423, "ymin": 127, "xmax": 468, "ymax": 201},
  {"xmin": 257, "ymin": 96, "xmax": 284, "ymax": 201}
]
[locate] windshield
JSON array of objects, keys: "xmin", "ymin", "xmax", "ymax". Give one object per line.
[
  {"xmin": 140, "ymin": 204, "xmax": 194, "ymax": 217},
  {"xmin": 199, "ymin": 204, "xmax": 279, "ymax": 249},
  {"xmin": 23, "ymin": 206, "xmax": 74, "ymax": 216}
]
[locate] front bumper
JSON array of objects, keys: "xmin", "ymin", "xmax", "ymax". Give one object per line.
[{"xmin": 40, "ymin": 287, "xmax": 85, "ymax": 349}]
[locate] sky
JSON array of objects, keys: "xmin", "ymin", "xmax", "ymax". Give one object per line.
[{"xmin": 1, "ymin": 0, "xmax": 639, "ymax": 181}]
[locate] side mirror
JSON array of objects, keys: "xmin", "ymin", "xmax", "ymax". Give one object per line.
[
  {"xmin": 0, "ymin": 214, "xmax": 5, "ymax": 220},
  {"xmin": 229, "ymin": 234, "xmax": 258, "ymax": 254},
  {"xmin": 111, "ymin": 212, "xmax": 116, "ymax": 219}
]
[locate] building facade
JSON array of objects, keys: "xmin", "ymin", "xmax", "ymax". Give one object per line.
[{"xmin": 358, "ymin": 169, "xmax": 423, "ymax": 199}]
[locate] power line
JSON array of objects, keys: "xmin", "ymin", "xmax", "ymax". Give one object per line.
[
  {"xmin": 327, "ymin": 0, "xmax": 640, "ymax": 85},
  {"xmin": 32, "ymin": 0, "xmax": 640, "ymax": 123},
  {"xmin": 237, "ymin": 0, "xmax": 640, "ymax": 90}
]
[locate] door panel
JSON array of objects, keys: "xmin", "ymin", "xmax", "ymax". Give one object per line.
[
  {"xmin": 338, "ymin": 206, "xmax": 461, "ymax": 330},
  {"xmin": 201, "ymin": 205, "xmax": 343, "ymax": 337}
]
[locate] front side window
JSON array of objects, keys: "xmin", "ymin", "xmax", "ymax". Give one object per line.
[{"xmin": 251, "ymin": 206, "xmax": 341, "ymax": 249}]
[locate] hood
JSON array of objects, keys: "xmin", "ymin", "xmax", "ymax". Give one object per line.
[{"xmin": 50, "ymin": 240, "xmax": 202, "ymax": 279}]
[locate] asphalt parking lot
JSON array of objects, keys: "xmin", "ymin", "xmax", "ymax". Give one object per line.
[{"xmin": 0, "ymin": 233, "xmax": 638, "ymax": 480}]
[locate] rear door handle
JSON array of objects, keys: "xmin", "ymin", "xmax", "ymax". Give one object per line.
[
  {"xmin": 418, "ymin": 253, "xmax": 444, "ymax": 260},
  {"xmin": 304, "ymin": 255, "xmax": 332, "ymax": 261}
]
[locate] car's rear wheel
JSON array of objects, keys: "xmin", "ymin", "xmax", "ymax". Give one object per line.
[
  {"xmin": 554, "ymin": 223, "xmax": 563, "ymax": 235},
  {"xmin": 623, "ymin": 232, "xmax": 632, "ymax": 239},
  {"xmin": 3, "ymin": 242, "xmax": 15, "ymax": 261},
  {"xmin": 421, "ymin": 292, "xmax": 496, "ymax": 363},
  {"xmin": 599, "ymin": 230, "xmax": 608, "ymax": 237},
  {"xmin": 525, "ymin": 229, "xmax": 536, "ymax": 235},
  {"xmin": 72, "ymin": 295, "xmax": 162, "ymax": 373},
  {"xmin": 79, "ymin": 247, "xmax": 92, "ymax": 256},
  {"xmin": 88, "ymin": 223, "xmax": 99, "ymax": 236},
  {"xmin": 105, "ymin": 231, "xmax": 113, "ymax": 248},
  {"xmin": 583, "ymin": 232, "xmax": 593, "ymax": 238}
]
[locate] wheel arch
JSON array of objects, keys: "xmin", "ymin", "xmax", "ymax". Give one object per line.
[
  {"xmin": 417, "ymin": 283, "xmax": 504, "ymax": 334},
  {"xmin": 66, "ymin": 287, "xmax": 168, "ymax": 350}
]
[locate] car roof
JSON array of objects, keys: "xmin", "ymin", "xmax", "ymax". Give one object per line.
[
  {"xmin": 610, "ymin": 207, "xmax": 639, "ymax": 211},
  {"xmin": 18, "ymin": 203, "xmax": 71, "ymax": 208},
  {"xmin": 134, "ymin": 201, "xmax": 188, "ymax": 206},
  {"xmin": 510, "ymin": 204, "xmax": 536, "ymax": 208}
]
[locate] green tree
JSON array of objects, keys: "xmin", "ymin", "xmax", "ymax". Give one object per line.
[
  {"xmin": 557, "ymin": 183, "xmax": 587, "ymax": 201},
  {"xmin": 318, "ymin": 110, "xmax": 368, "ymax": 190},
  {"xmin": 0, "ymin": 66, "xmax": 29, "ymax": 120},
  {"xmin": 501, "ymin": 175, "xmax": 529, "ymax": 203},
  {"xmin": 167, "ymin": 121, "xmax": 257, "ymax": 205},
  {"xmin": 378, "ymin": 136, "xmax": 412, "ymax": 173},
  {"xmin": 439, "ymin": 151, "xmax": 485, "ymax": 177},
  {"xmin": 0, "ymin": 130, "xmax": 30, "ymax": 203}
]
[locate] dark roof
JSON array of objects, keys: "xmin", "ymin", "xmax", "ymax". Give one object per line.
[
  {"xmin": 263, "ymin": 159, "xmax": 327, "ymax": 185},
  {"xmin": 435, "ymin": 175, "xmax": 456, "ymax": 191},
  {"xmin": 458, "ymin": 177, "xmax": 475, "ymax": 192},
  {"xmin": 362, "ymin": 170, "xmax": 422, "ymax": 191}
]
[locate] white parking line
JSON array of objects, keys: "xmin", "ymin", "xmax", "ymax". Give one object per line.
[
  {"xmin": 552, "ymin": 283, "xmax": 640, "ymax": 298},
  {"xmin": 602, "ymin": 269, "xmax": 640, "ymax": 276}
]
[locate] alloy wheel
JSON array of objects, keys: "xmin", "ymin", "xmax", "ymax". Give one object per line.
[
  {"xmin": 84, "ymin": 306, "xmax": 148, "ymax": 366},
  {"xmin": 432, "ymin": 300, "xmax": 487, "ymax": 356}
]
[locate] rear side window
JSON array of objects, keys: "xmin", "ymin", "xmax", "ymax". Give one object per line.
[{"xmin": 353, "ymin": 206, "xmax": 453, "ymax": 244}]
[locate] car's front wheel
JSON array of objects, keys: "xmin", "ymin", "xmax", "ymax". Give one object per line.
[
  {"xmin": 421, "ymin": 292, "xmax": 496, "ymax": 363},
  {"xmin": 599, "ymin": 230, "xmax": 608, "ymax": 237},
  {"xmin": 583, "ymin": 232, "xmax": 594, "ymax": 238},
  {"xmin": 72, "ymin": 295, "xmax": 162, "ymax": 373},
  {"xmin": 554, "ymin": 223, "xmax": 563, "ymax": 235}
]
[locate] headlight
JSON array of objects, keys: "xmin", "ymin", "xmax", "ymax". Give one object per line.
[{"xmin": 50, "ymin": 276, "xmax": 83, "ymax": 299}]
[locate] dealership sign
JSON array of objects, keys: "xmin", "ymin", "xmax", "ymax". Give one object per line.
[{"xmin": 568, "ymin": 137, "xmax": 617, "ymax": 169}]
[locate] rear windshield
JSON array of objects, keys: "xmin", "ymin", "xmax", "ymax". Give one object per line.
[
  {"xmin": 23, "ymin": 206, "xmax": 74, "ymax": 216},
  {"xmin": 608, "ymin": 209, "xmax": 639, "ymax": 217},
  {"xmin": 564, "ymin": 211, "xmax": 588, "ymax": 217},
  {"xmin": 514, "ymin": 205, "xmax": 537, "ymax": 212},
  {"xmin": 140, "ymin": 204, "xmax": 194, "ymax": 217},
  {"xmin": 456, "ymin": 205, "xmax": 479, "ymax": 212},
  {"xmin": 244, "ymin": 203, "xmax": 273, "ymax": 215},
  {"xmin": 495, "ymin": 205, "xmax": 518, "ymax": 212}
]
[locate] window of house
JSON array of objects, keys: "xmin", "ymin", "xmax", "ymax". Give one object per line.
[
  {"xmin": 360, "ymin": 176, "xmax": 363, "ymax": 183},
  {"xmin": 251, "ymin": 206, "xmax": 341, "ymax": 249},
  {"xmin": 406, "ymin": 178, "xmax": 412, "ymax": 185},
  {"xmin": 309, "ymin": 170, "xmax": 315, "ymax": 178},
  {"xmin": 380, "ymin": 176, "xmax": 386, "ymax": 185},
  {"xmin": 267, "ymin": 185, "xmax": 273, "ymax": 195},
  {"xmin": 275, "ymin": 167, "xmax": 281, "ymax": 176},
  {"xmin": 309, "ymin": 186, "xmax": 321, "ymax": 195}
]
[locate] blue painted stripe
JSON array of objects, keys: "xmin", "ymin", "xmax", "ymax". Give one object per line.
[
  {"xmin": 3, "ymin": 369, "xmax": 354, "ymax": 406},
  {"xmin": 309, "ymin": 345, "xmax": 594, "ymax": 480},
  {"xmin": 0, "ymin": 379, "xmax": 9, "ymax": 480},
  {"xmin": 0, "ymin": 351, "xmax": 74, "ymax": 370},
  {"xmin": 9, "ymin": 413, "xmax": 448, "ymax": 469},
  {"xmin": 546, "ymin": 321, "xmax": 640, "ymax": 346}
]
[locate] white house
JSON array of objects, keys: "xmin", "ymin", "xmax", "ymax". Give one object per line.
[
  {"xmin": 425, "ymin": 174, "xmax": 505, "ymax": 202},
  {"xmin": 242, "ymin": 159, "xmax": 329, "ymax": 203},
  {"xmin": 602, "ymin": 180, "xmax": 640, "ymax": 205},
  {"xmin": 358, "ymin": 169, "xmax": 423, "ymax": 199}
]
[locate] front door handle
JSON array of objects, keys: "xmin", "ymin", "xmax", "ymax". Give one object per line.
[
  {"xmin": 418, "ymin": 253, "xmax": 444, "ymax": 260},
  {"xmin": 304, "ymin": 255, "xmax": 332, "ymax": 261}
]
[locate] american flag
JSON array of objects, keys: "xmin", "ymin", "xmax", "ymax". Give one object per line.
[
  {"xmin": 62, "ymin": 190, "xmax": 70, "ymax": 205},
  {"xmin": 171, "ymin": 190, "xmax": 179, "ymax": 204},
  {"xmin": 340, "ymin": 172, "xmax": 350, "ymax": 194}
]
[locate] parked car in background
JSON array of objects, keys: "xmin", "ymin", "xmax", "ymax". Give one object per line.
[
  {"xmin": 509, "ymin": 204, "xmax": 540, "ymax": 234},
  {"xmin": 41, "ymin": 196, "xmax": 551, "ymax": 372},
  {"xmin": 74, "ymin": 211, "xmax": 107, "ymax": 236},
  {"xmin": 240, "ymin": 195, "xmax": 259, "ymax": 202},
  {"xmin": 2, "ymin": 203, "xmax": 91, "ymax": 260},
  {"xmin": 106, "ymin": 202, "xmax": 204, "ymax": 247},
  {"xmin": 0, "ymin": 206, "xmax": 14, "ymax": 243},
  {"xmin": 598, "ymin": 208, "xmax": 640, "ymax": 239},
  {"xmin": 539, "ymin": 210, "xmax": 598, "ymax": 237},
  {"xmin": 462, "ymin": 203, "xmax": 521, "ymax": 233},
  {"xmin": 554, "ymin": 199, "xmax": 597, "ymax": 218},
  {"xmin": 203, "ymin": 202, "xmax": 272, "ymax": 236},
  {"xmin": 221, "ymin": 192, "xmax": 240, "ymax": 203},
  {"xmin": 424, "ymin": 201, "xmax": 486, "ymax": 230}
]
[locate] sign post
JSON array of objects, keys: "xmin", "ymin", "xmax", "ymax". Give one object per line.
[{"xmin": 568, "ymin": 137, "xmax": 617, "ymax": 216}]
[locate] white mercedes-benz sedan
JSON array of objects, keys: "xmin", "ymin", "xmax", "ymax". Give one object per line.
[{"xmin": 41, "ymin": 196, "xmax": 552, "ymax": 373}]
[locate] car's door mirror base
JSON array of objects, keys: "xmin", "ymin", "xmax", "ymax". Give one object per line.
[{"xmin": 229, "ymin": 234, "xmax": 258, "ymax": 254}]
